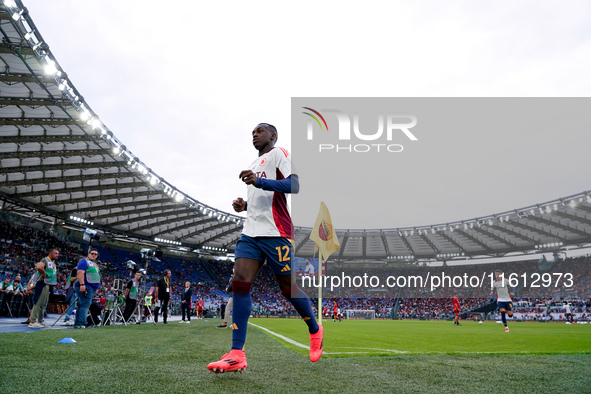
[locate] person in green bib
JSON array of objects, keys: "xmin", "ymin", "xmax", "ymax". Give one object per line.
[
  {"xmin": 74, "ymin": 249, "xmax": 101, "ymax": 329},
  {"xmin": 123, "ymin": 271, "xmax": 142, "ymax": 323},
  {"xmin": 29, "ymin": 248, "xmax": 59, "ymax": 328}
]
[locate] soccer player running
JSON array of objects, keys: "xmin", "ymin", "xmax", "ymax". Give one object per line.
[
  {"xmin": 207, "ymin": 123, "xmax": 323, "ymax": 374},
  {"xmin": 452, "ymin": 295, "xmax": 461, "ymax": 326},
  {"xmin": 333, "ymin": 300, "xmax": 338, "ymax": 322},
  {"xmin": 493, "ymin": 271, "xmax": 513, "ymax": 333}
]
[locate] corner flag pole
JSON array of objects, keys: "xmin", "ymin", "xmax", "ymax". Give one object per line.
[
  {"xmin": 309, "ymin": 201, "xmax": 340, "ymax": 323},
  {"xmin": 318, "ymin": 249, "xmax": 323, "ymax": 322}
]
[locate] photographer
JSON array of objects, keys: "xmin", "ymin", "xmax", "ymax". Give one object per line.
[
  {"xmin": 0, "ymin": 277, "xmax": 12, "ymax": 316},
  {"xmin": 123, "ymin": 271, "xmax": 142, "ymax": 323},
  {"xmin": 29, "ymin": 248, "xmax": 59, "ymax": 328}
]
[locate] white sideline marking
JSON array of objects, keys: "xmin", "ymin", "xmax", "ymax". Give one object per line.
[
  {"xmin": 337, "ymin": 347, "xmax": 408, "ymax": 354},
  {"xmin": 248, "ymin": 322, "xmax": 409, "ymax": 354},
  {"xmin": 249, "ymin": 322, "xmax": 309, "ymax": 349}
]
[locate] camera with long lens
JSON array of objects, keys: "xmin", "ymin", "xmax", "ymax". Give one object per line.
[
  {"xmin": 126, "ymin": 261, "xmax": 147, "ymax": 276},
  {"xmin": 126, "ymin": 260, "xmax": 139, "ymax": 273},
  {"xmin": 140, "ymin": 248, "xmax": 154, "ymax": 260}
]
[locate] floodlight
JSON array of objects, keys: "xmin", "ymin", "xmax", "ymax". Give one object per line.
[
  {"xmin": 12, "ymin": 9, "xmax": 23, "ymax": 21},
  {"xmin": 90, "ymin": 118, "xmax": 101, "ymax": 129},
  {"xmin": 44, "ymin": 58, "xmax": 58, "ymax": 75}
]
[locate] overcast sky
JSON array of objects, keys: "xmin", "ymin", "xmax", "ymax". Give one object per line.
[{"xmin": 24, "ymin": 0, "xmax": 591, "ymax": 229}]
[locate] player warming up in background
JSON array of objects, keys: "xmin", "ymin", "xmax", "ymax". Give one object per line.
[
  {"xmin": 493, "ymin": 271, "xmax": 513, "ymax": 333},
  {"xmin": 207, "ymin": 123, "xmax": 323, "ymax": 374},
  {"xmin": 333, "ymin": 300, "xmax": 338, "ymax": 322},
  {"xmin": 452, "ymin": 295, "xmax": 461, "ymax": 326}
]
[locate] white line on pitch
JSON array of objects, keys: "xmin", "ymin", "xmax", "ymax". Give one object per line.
[
  {"xmin": 248, "ymin": 322, "xmax": 409, "ymax": 354},
  {"xmin": 249, "ymin": 322, "xmax": 310, "ymax": 349},
  {"xmin": 337, "ymin": 347, "xmax": 408, "ymax": 354}
]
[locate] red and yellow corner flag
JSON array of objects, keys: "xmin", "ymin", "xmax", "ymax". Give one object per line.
[{"xmin": 309, "ymin": 202, "xmax": 340, "ymax": 259}]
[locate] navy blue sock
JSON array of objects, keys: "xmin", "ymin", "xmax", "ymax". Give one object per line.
[
  {"xmin": 231, "ymin": 281, "xmax": 252, "ymax": 350},
  {"xmin": 282, "ymin": 285, "xmax": 319, "ymax": 334},
  {"xmin": 501, "ymin": 312, "xmax": 507, "ymax": 327}
]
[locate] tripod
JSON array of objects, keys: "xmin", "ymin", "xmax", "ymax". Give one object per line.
[
  {"xmin": 51, "ymin": 292, "xmax": 77, "ymax": 327},
  {"xmin": 133, "ymin": 255, "xmax": 155, "ymax": 324},
  {"xmin": 131, "ymin": 291, "xmax": 155, "ymax": 324},
  {"xmin": 111, "ymin": 295, "xmax": 127, "ymax": 326},
  {"xmin": 127, "ymin": 281, "xmax": 152, "ymax": 324},
  {"xmin": 101, "ymin": 291, "xmax": 127, "ymax": 326}
]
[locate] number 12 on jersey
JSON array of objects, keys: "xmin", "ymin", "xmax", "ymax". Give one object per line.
[{"xmin": 275, "ymin": 246, "xmax": 291, "ymax": 262}]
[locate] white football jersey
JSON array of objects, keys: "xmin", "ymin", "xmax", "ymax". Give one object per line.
[
  {"xmin": 493, "ymin": 279, "xmax": 512, "ymax": 302},
  {"xmin": 242, "ymin": 147, "xmax": 294, "ymax": 238}
]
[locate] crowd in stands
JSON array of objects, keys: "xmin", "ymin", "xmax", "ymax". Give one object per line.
[
  {"xmin": 505, "ymin": 297, "xmax": 591, "ymax": 321},
  {"xmin": 1, "ymin": 213, "xmax": 590, "ymax": 323},
  {"xmin": 398, "ymin": 297, "xmax": 485, "ymax": 319}
]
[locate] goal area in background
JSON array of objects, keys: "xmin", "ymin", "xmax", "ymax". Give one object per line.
[{"xmin": 346, "ymin": 310, "xmax": 376, "ymax": 320}]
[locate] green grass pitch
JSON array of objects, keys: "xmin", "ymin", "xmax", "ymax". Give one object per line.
[
  {"xmin": 1, "ymin": 318, "xmax": 590, "ymax": 392},
  {"xmin": 257, "ymin": 318, "xmax": 591, "ymax": 356}
]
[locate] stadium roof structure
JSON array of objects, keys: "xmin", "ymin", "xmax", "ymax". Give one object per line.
[{"xmin": 2, "ymin": 1, "xmax": 591, "ymax": 263}]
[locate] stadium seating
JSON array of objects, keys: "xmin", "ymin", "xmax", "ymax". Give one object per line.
[{"xmin": 1, "ymin": 213, "xmax": 590, "ymax": 322}]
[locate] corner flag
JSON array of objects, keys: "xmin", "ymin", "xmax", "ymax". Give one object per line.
[{"xmin": 309, "ymin": 202, "xmax": 340, "ymax": 259}]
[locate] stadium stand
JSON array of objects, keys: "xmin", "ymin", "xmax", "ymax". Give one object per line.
[
  {"xmin": 0, "ymin": 0, "xmax": 590, "ymax": 330},
  {"xmin": 2, "ymin": 213, "xmax": 590, "ymax": 325}
]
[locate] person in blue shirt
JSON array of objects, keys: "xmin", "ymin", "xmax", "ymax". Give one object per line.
[{"xmin": 74, "ymin": 249, "xmax": 101, "ymax": 329}]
